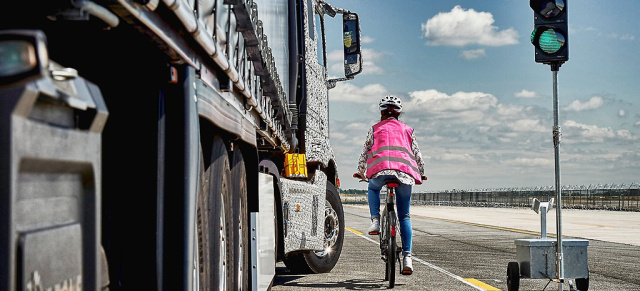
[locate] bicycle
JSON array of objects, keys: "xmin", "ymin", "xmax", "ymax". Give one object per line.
[
  {"xmin": 379, "ymin": 177, "xmax": 402, "ymax": 287},
  {"xmin": 354, "ymin": 173, "xmax": 426, "ymax": 288}
]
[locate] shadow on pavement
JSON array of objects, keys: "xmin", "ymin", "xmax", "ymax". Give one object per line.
[{"xmin": 274, "ymin": 266, "xmax": 402, "ymax": 290}]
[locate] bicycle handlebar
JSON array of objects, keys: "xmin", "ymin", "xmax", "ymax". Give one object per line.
[
  {"xmin": 353, "ymin": 173, "xmax": 368, "ymax": 182},
  {"xmin": 353, "ymin": 173, "xmax": 428, "ymax": 182}
]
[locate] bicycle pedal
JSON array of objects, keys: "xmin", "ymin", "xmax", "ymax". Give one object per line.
[{"xmin": 368, "ymin": 231, "xmax": 379, "ymax": 235}]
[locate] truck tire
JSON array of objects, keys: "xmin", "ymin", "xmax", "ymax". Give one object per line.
[
  {"xmin": 197, "ymin": 138, "xmax": 234, "ymax": 290},
  {"xmin": 575, "ymin": 277, "xmax": 589, "ymax": 291},
  {"xmin": 230, "ymin": 147, "xmax": 249, "ymax": 291},
  {"xmin": 283, "ymin": 182, "xmax": 344, "ymax": 273}
]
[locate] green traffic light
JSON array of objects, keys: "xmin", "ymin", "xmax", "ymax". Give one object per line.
[{"xmin": 531, "ymin": 27, "xmax": 566, "ymax": 54}]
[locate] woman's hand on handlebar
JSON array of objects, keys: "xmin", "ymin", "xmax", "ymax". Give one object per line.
[{"xmin": 353, "ymin": 172, "xmax": 367, "ymax": 182}]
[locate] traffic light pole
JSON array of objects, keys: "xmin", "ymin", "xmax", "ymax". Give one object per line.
[{"xmin": 551, "ymin": 61, "xmax": 564, "ymax": 291}]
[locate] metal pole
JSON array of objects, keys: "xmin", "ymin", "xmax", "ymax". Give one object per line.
[{"xmin": 551, "ymin": 65, "xmax": 564, "ymax": 291}]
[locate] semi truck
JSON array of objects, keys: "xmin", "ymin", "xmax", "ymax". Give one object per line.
[{"xmin": 0, "ymin": 0, "xmax": 362, "ymax": 290}]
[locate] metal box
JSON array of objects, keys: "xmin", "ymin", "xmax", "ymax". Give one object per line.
[{"xmin": 515, "ymin": 238, "xmax": 589, "ymax": 279}]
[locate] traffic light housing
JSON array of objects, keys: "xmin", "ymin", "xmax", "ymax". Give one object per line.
[{"xmin": 530, "ymin": 0, "xmax": 568, "ymax": 66}]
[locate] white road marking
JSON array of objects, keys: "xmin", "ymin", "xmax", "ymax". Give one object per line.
[{"xmin": 346, "ymin": 228, "xmax": 488, "ymax": 290}]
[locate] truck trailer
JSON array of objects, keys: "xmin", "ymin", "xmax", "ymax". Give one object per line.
[{"xmin": 0, "ymin": 0, "xmax": 362, "ymax": 290}]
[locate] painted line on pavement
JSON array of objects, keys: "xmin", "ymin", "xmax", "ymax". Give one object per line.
[
  {"xmin": 463, "ymin": 278, "xmax": 501, "ymax": 291},
  {"xmin": 415, "ymin": 215, "xmax": 555, "ymax": 238},
  {"xmin": 345, "ymin": 227, "xmax": 363, "ymax": 235},
  {"xmin": 345, "ymin": 227, "xmax": 493, "ymax": 290}
]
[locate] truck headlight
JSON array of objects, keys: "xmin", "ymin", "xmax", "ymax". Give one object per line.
[{"xmin": 0, "ymin": 30, "xmax": 48, "ymax": 86}]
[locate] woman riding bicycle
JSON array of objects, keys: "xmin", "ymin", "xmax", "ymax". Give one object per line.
[{"xmin": 354, "ymin": 95, "xmax": 426, "ymax": 275}]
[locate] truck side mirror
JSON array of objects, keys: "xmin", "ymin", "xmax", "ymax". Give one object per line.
[{"xmin": 342, "ymin": 12, "xmax": 362, "ymax": 78}]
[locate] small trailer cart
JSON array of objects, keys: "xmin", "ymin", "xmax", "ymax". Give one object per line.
[{"xmin": 507, "ymin": 198, "xmax": 589, "ymax": 291}]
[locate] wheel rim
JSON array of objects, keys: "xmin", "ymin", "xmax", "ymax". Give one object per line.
[
  {"xmin": 314, "ymin": 200, "xmax": 339, "ymax": 257},
  {"xmin": 237, "ymin": 212, "xmax": 244, "ymax": 290},
  {"xmin": 219, "ymin": 191, "xmax": 227, "ymax": 291}
]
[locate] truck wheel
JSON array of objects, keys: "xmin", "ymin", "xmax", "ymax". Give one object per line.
[
  {"xmin": 304, "ymin": 182, "xmax": 345, "ymax": 273},
  {"xmin": 197, "ymin": 138, "xmax": 234, "ymax": 290},
  {"xmin": 231, "ymin": 147, "xmax": 249, "ymax": 290},
  {"xmin": 575, "ymin": 277, "xmax": 589, "ymax": 291},
  {"xmin": 283, "ymin": 182, "xmax": 344, "ymax": 274}
]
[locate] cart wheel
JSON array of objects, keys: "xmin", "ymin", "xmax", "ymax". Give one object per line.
[
  {"xmin": 507, "ymin": 262, "xmax": 520, "ymax": 291},
  {"xmin": 575, "ymin": 277, "xmax": 589, "ymax": 291}
]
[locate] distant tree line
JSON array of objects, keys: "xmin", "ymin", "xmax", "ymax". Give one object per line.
[{"xmin": 340, "ymin": 188, "xmax": 367, "ymax": 194}]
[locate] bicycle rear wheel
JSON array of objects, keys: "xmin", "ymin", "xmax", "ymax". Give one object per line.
[
  {"xmin": 380, "ymin": 209, "xmax": 389, "ymax": 281},
  {"xmin": 386, "ymin": 210, "xmax": 397, "ymax": 288}
]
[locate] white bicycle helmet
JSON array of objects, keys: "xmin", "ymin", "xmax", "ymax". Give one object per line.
[{"xmin": 378, "ymin": 95, "xmax": 403, "ymax": 113}]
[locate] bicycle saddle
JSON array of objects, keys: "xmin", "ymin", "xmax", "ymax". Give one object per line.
[{"xmin": 383, "ymin": 178, "xmax": 401, "ymax": 188}]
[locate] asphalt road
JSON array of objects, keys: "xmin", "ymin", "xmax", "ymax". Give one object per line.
[{"xmin": 271, "ymin": 205, "xmax": 640, "ymax": 291}]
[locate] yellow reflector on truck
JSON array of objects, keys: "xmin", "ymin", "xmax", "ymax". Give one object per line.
[{"xmin": 284, "ymin": 153, "xmax": 307, "ymax": 178}]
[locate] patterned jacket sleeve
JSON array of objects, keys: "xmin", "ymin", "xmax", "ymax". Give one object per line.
[
  {"xmin": 357, "ymin": 127, "xmax": 374, "ymax": 175},
  {"xmin": 411, "ymin": 131, "xmax": 425, "ymax": 176}
]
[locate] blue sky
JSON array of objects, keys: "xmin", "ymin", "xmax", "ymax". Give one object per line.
[{"xmin": 321, "ymin": 1, "xmax": 640, "ymax": 191}]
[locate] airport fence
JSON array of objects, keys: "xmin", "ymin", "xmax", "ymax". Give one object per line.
[{"xmin": 412, "ymin": 183, "xmax": 640, "ymax": 212}]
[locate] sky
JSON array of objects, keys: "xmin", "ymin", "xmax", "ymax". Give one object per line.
[{"xmin": 319, "ymin": 0, "xmax": 640, "ymax": 191}]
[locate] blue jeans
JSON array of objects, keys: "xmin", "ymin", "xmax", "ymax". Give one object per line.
[{"xmin": 367, "ymin": 175, "xmax": 412, "ymax": 256}]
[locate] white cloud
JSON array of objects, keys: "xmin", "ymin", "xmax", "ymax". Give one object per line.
[
  {"xmin": 503, "ymin": 158, "xmax": 553, "ymax": 167},
  {"xmin": 515, "ymin": 89, "xmax": 539, "ymax": 98},
  {"xmin": 344, "ymin": 122, "xmax": 372, "ymax": 131},
  {"xmin": 620, "ymin": 33, "xmax": 635, "ymax": 41},
  {"xmin": 461, "ymin": 49, "xmax": 486, "ymax": 60},
  {"xmin": 607, "ymin": 33, "xmax": 635, "ymax": 41},
  {"xmin": 508, "ymin": 119, "xmax": 546, "ymax": 133},
  {"xmin": 563, "ymin": 96, "xmax": 604, "ymax": 112},
  {"xmin": 422, "ymin": 5, "xmax": 518, "ymax": 47},
  {"xmin": 564, "ymin": 120, "xmax": 638, "ymax": 142},
  {"xmin": 328, "ymin": 83, "xmax": 388, "ymax": 103},
  {"xmin": 327, "ymin": 49, "xmax": 343, "ymax": 62},
  {"xmin": 434, "ymin": 152, "xmax": 476, "ymax": 162},
  {"xmin": 573, "ymin": 26, "xmax": 635, "ymax": 41},
  {"xmin": 619, "ymin": 110, "xmax": 626, "ymax": 117},
  {"xmin": 496, "ymin": 104, "xmax": 525, "ymax": 116},
  {"xmin": 360, "ymin": 48, "xmax": 384, "ymax": 75},
  {"xmin": 361, "ymin": 36, "xmax": 375, "ymax": 44},
  {"xmin": 406, "ymin": 89, "xmax": 498, "ymax": 112},
  {"xmin": 331, "ymin": 83, "xmax": 639, "ymax": 191}
]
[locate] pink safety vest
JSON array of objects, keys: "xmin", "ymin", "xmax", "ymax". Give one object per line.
[{"xmin": 366, "ymin": 119, "xmax": 422, "ymax": 184}]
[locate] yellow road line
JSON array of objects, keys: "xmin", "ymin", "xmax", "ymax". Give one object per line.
[
  {"xmin": 346, "ymin": 226, "xmax": 501, "ymax": 290},
  {"xmin": 345, "ymin": 227, "xmax": 363, "ymax": 235},
  {"xmin": 464, "ymin": 278, "xmax": 501, "ymax": 290},
  {"xmin": 415, "ymin": 215, "xmax": 556, "ymax": 238}
]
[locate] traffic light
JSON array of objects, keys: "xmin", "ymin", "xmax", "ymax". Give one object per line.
[{"xmin": 530, "ymin": 0, "xmax": 568, "ymax": 65}]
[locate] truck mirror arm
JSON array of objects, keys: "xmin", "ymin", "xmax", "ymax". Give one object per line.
[
  {"xmin": 326, "ymin": 77, "xmax": 353, "ymax": 90},
  {"xmin": 317, "ymin": 0, "xmax": 350, "ymax": 17}
]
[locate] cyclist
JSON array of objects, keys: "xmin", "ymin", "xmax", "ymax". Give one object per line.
[{"xmin": 354, "ymin": 95, "xmax": 426, "ymax": 275}]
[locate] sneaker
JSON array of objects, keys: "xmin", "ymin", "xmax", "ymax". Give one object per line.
[
  {"xmin": 368, "ymin": 219, "xmax": 380, "ymax": 235},
  {"xmin": 402, "ymin": 255, "xmax": 413, "ymax": 275}
]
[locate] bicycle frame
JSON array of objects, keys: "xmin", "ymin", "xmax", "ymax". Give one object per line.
[{"xmin": 379, "ymin": 181, "xmax": 402, "ymax": 287}]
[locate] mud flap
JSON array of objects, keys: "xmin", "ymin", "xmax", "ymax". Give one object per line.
[{"xmin": 279, "ymin": 171, "xmax": 327, "ymax": 253}]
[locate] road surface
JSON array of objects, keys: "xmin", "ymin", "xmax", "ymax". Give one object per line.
[{"xmin": 271, "ymin": 204, "xmax": 640, "ymax": 290}]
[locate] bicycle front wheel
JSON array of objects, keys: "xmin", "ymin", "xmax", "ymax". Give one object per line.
[{"xmin": 386, "ymin": 210, "xmax": 397, "ymax": 288}]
